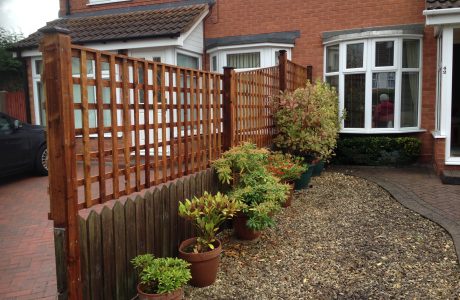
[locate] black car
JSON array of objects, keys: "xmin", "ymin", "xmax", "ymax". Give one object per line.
[{"xmin": 0, "ymin": 112, "xmax": 48, "ymax": 177}]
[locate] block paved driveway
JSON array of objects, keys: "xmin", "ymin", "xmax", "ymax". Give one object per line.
[
  {"xmin": 334, "ymin": 165, "xmax": 460, "ymax": 262},
  {"xmin": 0, "ymin": 174, "xmax": 56, "ymax": 299}
]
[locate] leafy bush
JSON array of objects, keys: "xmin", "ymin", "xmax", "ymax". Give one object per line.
[
  {"xmin": 131, "ymin": 254, "xmax": 191, "ymax": 295},
  {"xmin": 272, "ymin": 80, "xmax": 343, "ymax": 161},
  {"xmin": 334, "ymin": 136, "xmax": 421, "ymax": 166},
  {"xmin": 212, "ymin": 142, "xmax": 270, "ymax": 185},
  {"xmin": 212, "ymin": 143, "xmax": 288, "ymax": 231},
  {"xmin": 266, "ymin": 152, "xmax": 307, "ymax": 183},
  {"xmin": 178, "ymin": 192, "xmax": 241, "ymax": 253}
]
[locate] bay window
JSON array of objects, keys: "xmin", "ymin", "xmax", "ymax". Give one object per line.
[{"xmin": 325, "ymin": 37, "xmax": 422, "ymax": 133}]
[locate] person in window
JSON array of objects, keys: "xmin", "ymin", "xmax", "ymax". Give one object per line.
[{"xmin": 374, "ymin": 93, "xmax": 394, "ymax": 128}]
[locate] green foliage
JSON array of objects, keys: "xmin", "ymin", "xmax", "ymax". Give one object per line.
[
  {"xmin": 212, "ymin": 142, "xmax": 270, "ymax": 185},
  {"xmin": 0, "ymin": 28, "xmax": 24, "ymax": 91},
  {"xmin": 131, "ymin": 254, "xmax": 191, "ymax": 295},
  {"xmin": 178, "ymin": 192, "xmax": 241, "ymax": 253},
  {"xmin": 230, "ymin": 169, "xmax": 288, "ymax": 231},
  {"xmin": 266, "ymin": 152, "xmax": 307, "ymax": 183},
  {"xmin": 272, "ymin": 80, "xmax": 343, "ymax": 161},
  {"xmin": 335, "ymin": 136, "xmax": 422, "ymax": 166}
]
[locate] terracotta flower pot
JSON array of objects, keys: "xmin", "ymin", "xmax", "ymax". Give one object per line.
[
  {"xmin": 233, "ymin": 212, "xmax": 261, "ymax": 240},
  {"xmin": 137, "ymin": 284, "xmax": 183, "ymax": 300},
  {"xmin": 178, "ymin": 237, "xmax": 222, "ymax": 287},
  {"xmin": 282, "ymin": 182, "xmax": 295, "ymax": 208}
]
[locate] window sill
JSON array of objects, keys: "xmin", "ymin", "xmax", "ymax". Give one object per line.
[
  {"xmin": 87, "ymin": 0, "xmax": 130, "ymax": 6},
  {"xmin": 340, "ymin": 128, "xmax": 427, "ymax": 134},
  {"xmin": 431, "ymin": 131, "xmax": 446, "ymax": 139},
  {"xmin": 445, "ymin": 160, "xmax": 460, "ymax": 166}
]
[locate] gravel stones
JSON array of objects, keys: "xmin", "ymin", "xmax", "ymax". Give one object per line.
[{"xmin": 184, "ymin": 172, "xmax": 460, "ymax": 299}]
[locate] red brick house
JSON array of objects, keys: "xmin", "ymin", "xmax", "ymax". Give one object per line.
[{"xmin": 12, "ymin": 0, "xmax": 460, "ymax": 175}]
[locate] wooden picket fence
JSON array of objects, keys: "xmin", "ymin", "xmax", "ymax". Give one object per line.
[{"xmin": 41, "ymin": 28, "xmax": 311, "ymax": 300}]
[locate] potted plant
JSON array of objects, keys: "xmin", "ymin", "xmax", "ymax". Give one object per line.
[
  {"xmin": 178, "ymin": 192, "xmax": 240, "ymax": 287},
  {"xmin": 229, "ymin": 169, "xmax": 288, "ymax": 239},
  {"xmin": 266, "ymin": 152, "xmax": 307, "ymax": 206},
  {"xmin": 131, "ymin": 254, "xmax": 191, "ymax": 300},
  {"xmin": 272, "ymin": 80, "xmax": 343, "ymax": 179},
  {"xmin": 212, "ymin": 142, "xmax": 270, "ymax": 187}
]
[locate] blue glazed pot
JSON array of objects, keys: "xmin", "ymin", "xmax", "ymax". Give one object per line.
[
  {"xmin": 312, "ymin": 160, "xmax": 325, "ymax": 177},
  {"xmin": 294, "ymin": 164, "xmax": 314, "ymax": 190}
]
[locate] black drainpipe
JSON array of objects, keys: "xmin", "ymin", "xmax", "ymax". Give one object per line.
[{"xmin": 66, "ymin": 0, "xmax": 71, "ymax": 16}]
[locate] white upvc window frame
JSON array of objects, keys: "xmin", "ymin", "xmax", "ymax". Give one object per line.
[
  {"xmin": 31, "ymin": 57, "xmax": 43, "ymax": 126},
  {"xmin": 175, "ymin": 49, "xmax": 202, "ymax": 70},
  {"xmin": 208, "ymin": 43, "xmax": 293, "ymax": 73},
  {"xmin": 324, "ymin": 35, "xmax": 423, "ymax": 134}
]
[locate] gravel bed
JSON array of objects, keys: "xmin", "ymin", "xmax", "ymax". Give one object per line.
[{"xmin": 184, "ymin": 172, "xmax": 460, "ymax": 299}]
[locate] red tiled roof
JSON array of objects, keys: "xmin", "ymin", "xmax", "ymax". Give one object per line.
[
  {"xmin": 426, "ymin": 0, "xmax": 460, "ymax": 10},
  {"xmin": 13, "ymin": 4, "xmax": 207, "ymax": 49}
]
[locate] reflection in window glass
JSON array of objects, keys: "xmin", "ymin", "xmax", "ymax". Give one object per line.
[
  {"xmin": 344, "ymin": 74, "xmax": 365, "ymax": 128},
  {"xmin": 326, "ymin": 75, "xmax": 339, "ymax": 91},
  {"xmin": 346, "ymin": 43, "xmax": 364, "ymax": 69},
  {"xmin": 403, "ymin": 40, "xmax": 420, "ymax": 68},
  {"xmin": 227, "ymin": 52, "xmax": 260, "ymax": 69},
  {"xmin": 37, "ymin": 82, "xmax": 46, "ymax": 125},
  {"xmin": 35, "ymin": 60, "xmax": 43, "ymax": 75},
  {"xmin": 326, "ymin": 45, "xmax": 339, "ymax": 72},
  {"xmin": 375, "ymin": 41, "xmax": 394, "ymax": 67},
  {"xmin": 401, "ymin": 72, "xmax": 419, "ymax": 127},
  {"xmin": 372, "ymin": 72, "xmax": 395, "ymax": 128},
  {"xmin": 212, "ymin": 56, "xmax": 217, "ymax": 72},
  {"xmin": 177, "ymin": 53, "xmax": 199, "ymax": 69}
]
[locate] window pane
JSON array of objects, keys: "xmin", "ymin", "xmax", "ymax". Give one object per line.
[
  {"xmin": 227, "ymin": 52, "xmax": 260, "ymax": 69},
  {"xmin": 401, "ymin": 72, "xmax": 419, "ymax": 127},
  {"xmin": 35, "ymin": 60, "xmax": 43, "ymax": 75},
  {"xmin": 326, "ymin": 45, "xmax": 339, "ymax": 72},
  {"xmin": 37, "ymin": 82, "xmax": 46, "ymax": 125},
  {"xmin": 212, "ymin": 56, "xmax": 217, "ymax": 72},
  {"xmin": 346, "ymin": 43, "xmax": 364, "ymax": 69},
  {"xmin": 375, "ymin": 41, "xmax": 394, "ymax": 67},
  {"xmin": 372, "ymin": 72, "xmax": 395, "ymax": 128},
  {"xmin": 177, "ymin": 53, "xmax": 199, "ymax": 69},
  {"xmin": 326, "ymin": 75, "xmax": 339, "ymax": 91},
  {"xmin": 403, "ymin": 40, "xmax": 420, "ymax": 68},
  {"xmin": 344, "ymin": 74, "xmax": 365, "ymax": 128}
]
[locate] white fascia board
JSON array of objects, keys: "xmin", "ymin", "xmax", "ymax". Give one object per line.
[
  {"xmin": 85, "ymin": 38, "xmax": 182, "ymax": 51},
  {"xmin": 424, "ymin": 8, "xmax": 460, "ymax": 25},
  {"xmin": 20, "ymin": 49, "xmax": 42, "ymax": 57},
  {"xmin": 177, "ymin": 8, "xmax": 209, "ymax": 46},
  {"xmin": 17, "ymin": 37, "xmax": 182, "ymax": 57},
  {"xmin": 323, "ymin": 31, "xmax": 423, "ymax": 46},
  {"xmin": 207, "ymin": 43, "xmax": 294, "ymax": 54}
]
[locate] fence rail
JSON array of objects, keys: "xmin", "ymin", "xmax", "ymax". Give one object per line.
[
  {"xmin": 233, "ymin": 66, "xmax": 279, "ymax": 148},
  {"xmin": 41, "ymin": 29, "xmax": 310, "ymax": 300},
  {"xmin": 68, "ymin": 46, "xmax": 223, "ymax": 209}
]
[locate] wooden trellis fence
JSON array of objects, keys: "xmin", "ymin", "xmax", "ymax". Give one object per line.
[{"xmin": 40, "ymin": 28, "xmax": 311, "ymax": 299}]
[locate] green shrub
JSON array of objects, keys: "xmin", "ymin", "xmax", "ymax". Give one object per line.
[
  {"xmin": 272, "ymin": 80, "xmax": 344, "ymax": 161},
  {"xmin": 131, "ymin": 254, "xmax": 191, "ymax": 294},
  {"xmin": 334, "ymin": 136, "xmax": 421, "ymax": 166},
  {"xmin": 178, "ymin": 192, "xmax": 241, "ymax": 253}
]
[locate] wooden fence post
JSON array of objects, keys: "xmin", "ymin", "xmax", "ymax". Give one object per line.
[
  {"xmin": 278, "ymin": 50, "xmax": 288, "ymax": 92},
  {"xmin": 222, "ymin": 67, "xmax": 236, "ymax": 151},
  {"xmin": 39, "ymin": 26, "xmax": 82, "ymax": 300},
  {"xmin": 307, "ymin": 65, "xmax": 313, "ymax": 83}
]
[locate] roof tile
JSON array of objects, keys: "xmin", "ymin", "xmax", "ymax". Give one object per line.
[
  {"xmin": 426, "ymin": 0, "xmax": 460, "ymax": 10},
  {"xmin": 13, "ymin": 3, "xmax": 207, "ymax": 49}
]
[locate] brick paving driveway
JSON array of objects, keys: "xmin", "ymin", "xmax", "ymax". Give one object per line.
[
  {"xmin": 334, "ymin": 165, "xmax": 460, "ymax": 262},
  {"xmin": 0, "ymin": 175, "xmax": 56, "ymax": 299}
]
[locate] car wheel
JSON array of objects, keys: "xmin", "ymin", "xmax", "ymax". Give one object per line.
[{"xmin": 35, "ymin": 145, "xmax": 48, "ymax": 176}]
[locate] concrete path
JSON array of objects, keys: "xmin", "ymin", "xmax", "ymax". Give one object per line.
[
  {"xmin": 333, "ymin": 165, "xmax": 460, "ymax": 263},
  {"xmin": 0, "ymin": 175, "xmax": 56, "ymax": 299}
]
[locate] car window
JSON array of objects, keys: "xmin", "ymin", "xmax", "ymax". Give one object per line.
[{"xmin": 0, "ymin": 116, "xmax": 12, "ymax": 133}]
